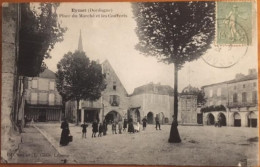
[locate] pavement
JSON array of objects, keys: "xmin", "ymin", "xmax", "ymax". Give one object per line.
[
  {"xmin": 9, "ymin": 125, "xmax": 75, "ymax": 164},
  {"xmin": 8, "ymin": 123, "xmax": 259, "ymax": 166}
]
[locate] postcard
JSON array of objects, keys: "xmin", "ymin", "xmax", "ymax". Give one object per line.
[{"xmin": 1, "ymin": 1, "xmax": 258, "ymax": 166}]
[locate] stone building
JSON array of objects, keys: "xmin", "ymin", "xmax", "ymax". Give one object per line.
[
  {"xmin": 1, "ymin": 3, "xmax": 21, "ymax": 162},
  {"xmin": 24, "ymin": 69, "xmax": 62, "ymax": 122},
  {"xmin": 129, "ymin": 82, "xmax": 174, "ymax": 124},
  {"xmin": 178, "ymin": 85, "xmax": 199, "ymax": 125},
  {"xmin": 65, "ymin": 31, "xmax": 129, "ymax": 124},
  {"xmin": 202, "ymin": 69, "xmax": 258, "ymax": 127}
]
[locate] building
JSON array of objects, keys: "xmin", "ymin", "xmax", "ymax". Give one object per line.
[
  {"xmin": 178, "ymin": 85, "xmax": 199, "ymax": 125},
  {"xmin": 129, "ymin": 82, "xmax": 174, "ymax": 124},
  {"xmin": 25, "ymin": 69, "xmax": 62, "ymax": 122},
  {"xmin": 65, "ymin": 31, "xmax": 129, "ymax": 124},
  {"xmin": 202, "ymin": 69, "xmax": 258, "ymax": 127}
]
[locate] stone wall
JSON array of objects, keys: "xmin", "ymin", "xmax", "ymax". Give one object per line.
[{"xmin": 1, "ymin": 3, "xmax": 21, "ymax": 162}]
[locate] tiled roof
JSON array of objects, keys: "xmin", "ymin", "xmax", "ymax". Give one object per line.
[
  {"xmin": 131, "ymin": 83, "xmax": 174, "ymax": 96},
  {"xmin": 202, "ymin": 73, "xmax": 257, "ymax": 89},
  {"xmin": 39, "ymin": 69, "xmax": 56, "ymax": 79}
]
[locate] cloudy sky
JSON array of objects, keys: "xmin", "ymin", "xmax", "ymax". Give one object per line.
[{"xmin": 44, "ymin": 2, "xmax": 258, "ymax": 94}]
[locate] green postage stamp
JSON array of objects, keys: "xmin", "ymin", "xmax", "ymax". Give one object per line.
[{"xmin": 216, "ymin": 2, "xmax": 252, "ymax": 45}]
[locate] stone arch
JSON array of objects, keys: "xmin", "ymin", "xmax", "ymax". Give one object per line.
[
  {"xmin": 217, "ymin": 112, "xmax": 226, "ymax": 126},
  {"xmin": 233, "ymin": 112, "xmax": 241, "ymax": 127},
  {"xmin": 207, "ymin": 113, "xmax": 215, "ymax": 125},
  {"xmin": 105, "ymin": 110, "xmax": 122, "ymax": 124},
  {"xmin": 158, "ymin": 112, "xmax": 165, "ymax": 124},
  {"xmin": 127, "ymin": 108, "xmax": 141, "ymax": 123},
  {"xmin": 147, "ymin": 112, "xmax": 154, "ymax": 124},
  {"xmin": 247, "ymin": 111, "xmax": 257, "ymax": 127}
]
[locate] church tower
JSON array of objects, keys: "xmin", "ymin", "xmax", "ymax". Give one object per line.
[{"xmin": 78, "ymin": 30, "xmax": 83, "ymax": 52}]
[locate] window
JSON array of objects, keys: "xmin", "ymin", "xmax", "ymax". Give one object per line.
[
  {"xmin": 243, "ymin": 84, "xmax": 246, "ymax": 88},
  {"xmin": 242, "ymin": 92, "xmax": 247, "ymax": 102},
  {"xmin": 48, "ymin": 93, "xmax": 55, "ymax": 105},
  {"xmin": 110, "ymin": 95, "xmax": 120, "ymax": 106},
  {"xmin": 31, "ymin": 93, "xmax": 38, "ymax": 104},
  {"xmin": 49, "ymin": 81, "xmax": 55, "ymax": 90},
  {"xmin": 113, "ymin": 81, "xmax": 116, "ymax": 91},
  {"xmin": 209, "ymin": 89, "xmax": 213, "ymax": 97},
  {"xmin": 252, "ymin": 91, "xmax": 257, "ymax": 104},
  {"xmin": 32, "ymin": 79, "xmax": 38, "ymax": 88},
  {"xmin": 233, "ymin": 93, "xmax": 238, "ymax": 103},
  {"xmin": 217, "ymin": 88, "xmax": 221, "ymax": 96}
]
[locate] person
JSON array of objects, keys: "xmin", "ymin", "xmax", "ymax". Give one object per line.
[
  {"xmin": 92, "ymin": 120, "xmax": 98, "ymax": 138},
  {"xmin": 142, "ymin": 116, "xmax": 147, "ymax": 130},
  {"xmin": 168, "ymin": 115, "xmax": 181, "ymax": 143},
  {"xmin": 98, "ymin": 123, "xmax": 103, "ymax": 137},
  {"xmin": 118, "ymin": 120, "xmax": 123, "ymax": 134},
  {"xmin": 123, "ymin": 118, "xmax": 128, "ymax": 132},
  {"xmin": 112, "ymin": 121, "xmax": 117, "ymax": 134},
  {"xmin": 60, "ymin": 119, "xmax": 70, "ymax": 146},
  {"xmin": 103, "ymin": 120, "xmax": 107, "ymax": 136},
  {"xmin": 81, "ymin": 122, "xmax": 88, "ymax": 138},
  {"xmin": 134, "ymin": 122, "xmax": 140, "ymax": 132},
  {"xmin": 128, "ymin": 117, "xmax": 134, "ymax": 133},
  {"xmin": 155, "ymin": 115, "xmax": 161, "ymax": 130}
]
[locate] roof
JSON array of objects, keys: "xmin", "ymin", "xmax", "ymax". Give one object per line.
[
  {"xmin": 131, "ymin": 82, "xmax": 174, "ymax": 96},
  {"xmin": 201, "ymin": 73, "xmax": 257, "ymax": 89},
  {"xmin": 38, "ymin": 69, "xmax": 56, "ymax": 79},
  {"xmin": 181, "ymin": 85, "xmax": 200, "ymax": 95}
]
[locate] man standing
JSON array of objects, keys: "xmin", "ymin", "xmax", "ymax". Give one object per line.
[{"xmin": 155, "ymin": 115, "xmax": 161, "ymax": 130}]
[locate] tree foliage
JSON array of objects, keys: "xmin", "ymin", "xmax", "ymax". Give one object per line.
[
  {"xmin": 132, "ymin": 1, "xmax": 215, "ymax": 69},
  {"xmin": 56, "ymin": 51, "xmax": 106, "ymax": 103},
  {"xmin": 18, "ymin": 3, "xmax": 67, "ymax": 77}
]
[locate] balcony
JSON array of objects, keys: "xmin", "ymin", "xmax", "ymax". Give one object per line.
[{"xmin": 227, "ymin": 102, "xmax": 257, "ymax": 108}]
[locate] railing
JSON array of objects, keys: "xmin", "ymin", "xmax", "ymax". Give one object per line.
[{"xmin": 228, "ymin": 102, "xmax": 257, "ymax": 108}]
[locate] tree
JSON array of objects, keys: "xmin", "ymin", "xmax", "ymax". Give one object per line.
[
  {"xmin": 132, "ymin": 2, "xmax": 215, "ymax": 143},
  {"xmin": 56, "ymin": 51, "xmax": 106, "ymax": 125}
]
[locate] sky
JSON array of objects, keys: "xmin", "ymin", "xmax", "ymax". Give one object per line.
[{"xmin": 44, "ymin": 2, "xmax": 258, "ymax": 94}]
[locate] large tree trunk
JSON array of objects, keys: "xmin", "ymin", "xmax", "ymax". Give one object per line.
[{"xmin": 168, "ymin": 64, "xmax": 181, "ymax": 143}]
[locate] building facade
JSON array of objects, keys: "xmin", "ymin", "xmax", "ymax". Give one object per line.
[
  {"xmin": 202, "ymin": 69, "xmax": 258, "ymax": 127},
  {"xmin": 129, "ymin": 83, "xmax": 174, "ymax": 124},
  {"xmin": 25, "ymin": 69, "xmax": 62, "ymax": 122}
]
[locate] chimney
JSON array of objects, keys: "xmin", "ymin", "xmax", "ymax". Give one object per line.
[
  {"xmin": 235, "ymin": 73, "xmax": 245, "ymax": 79},
  {"xmin": 248, "ymin": 68, "xmax": 256, "ymax": 75}
]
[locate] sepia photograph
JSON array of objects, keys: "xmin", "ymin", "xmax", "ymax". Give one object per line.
[{"xmin": 1, "ymin": 1, "xmax": 258, "ymax": 166}]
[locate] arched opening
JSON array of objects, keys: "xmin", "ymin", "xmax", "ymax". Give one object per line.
[
  {"xmin": 158, "ymin": 112, "xmax": 165, "ymax": 124},
  {"xmin": 234, "ymin": 112, "xmax": 241, "ymax": 127},
  {"xmin": 218, "ymin": 113, "xmax": 226, "ymax": 126},
  {"xmin": 207, "ymin": 113, "xmax": 215, "ymax": 125},
  {"xmin": 105, "ymin": 111, "xmax": 122, "ymax": 124},
  {"xmin": 127, "ymin": 108, "xmax": 141, "ymax": 123},
  {"xmin": 147, "ymin": 112, "xmax": 154, "ymax": 124},
  {"xmin": 248, "ymin": 112, "xmax": 257, "ymax": 127}
]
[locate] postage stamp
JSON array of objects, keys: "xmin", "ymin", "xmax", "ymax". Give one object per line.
[{"xmin": 216, "ymin": 2, "xmax": 252, "ymax": 45}]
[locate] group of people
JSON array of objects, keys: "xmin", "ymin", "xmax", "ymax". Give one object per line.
[{"xmin": 60, "ymin": 115, "xmax": 163, "ymax": 146}]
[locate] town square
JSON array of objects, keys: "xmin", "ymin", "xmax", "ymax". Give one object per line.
[{"xmin": 1, "ymin": 1, "xmax": 258, "ymax": 166}]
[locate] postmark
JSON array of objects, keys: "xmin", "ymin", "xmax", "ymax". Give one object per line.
[{"xmin": 216, "ymin": 1, "xmax": 252, "ymax": 45}]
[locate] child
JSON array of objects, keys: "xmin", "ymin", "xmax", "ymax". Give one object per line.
[
  {"xmin": 112, "ymin": 121, "xmax": 117, "ymax": 134},
  {"xmin": 98, "ymin": 123, "xmax": 103, "ymax": 137},
  {"xmin": 118, "ymin": 121, "xmax": 123, "ymax": 134},
  {"xmin": 92, "ymin": 120, "xmax": 98, "ymax": 138},
  {"xmin": 81, "ymin": 122, "xmax": 88, "ymax": 138}
]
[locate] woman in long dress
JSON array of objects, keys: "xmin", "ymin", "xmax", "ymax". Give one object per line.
[
  {"xmin": 60, "ymin": 119, "xmax": 70, "ymax": 146},
  {"xmin": 168, "ymin": 116, "xmax": 181, "ymax": 143}
]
